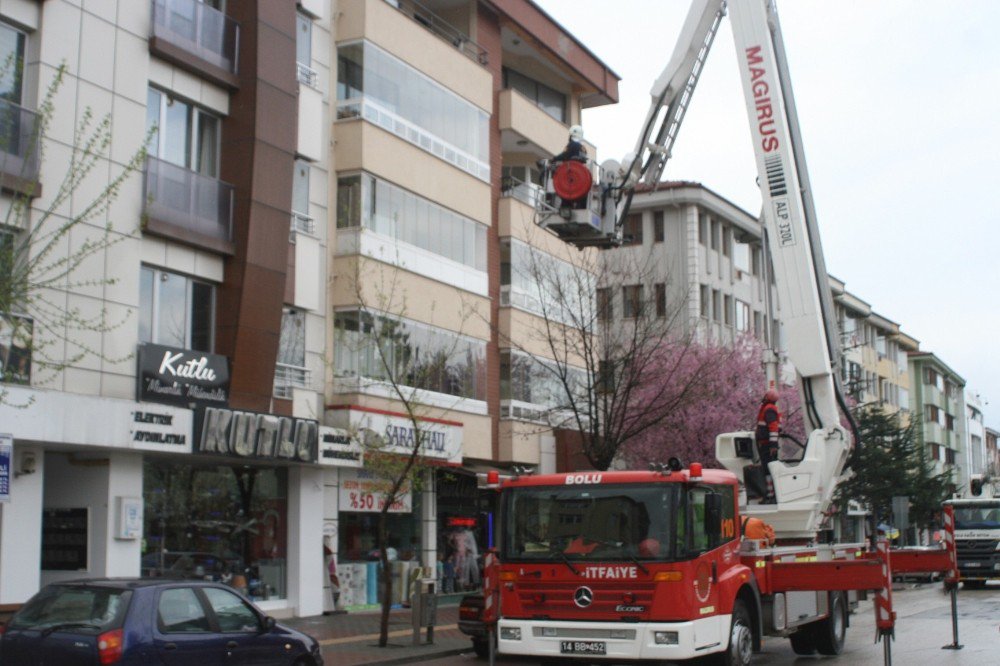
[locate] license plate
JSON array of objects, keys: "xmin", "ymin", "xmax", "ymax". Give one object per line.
[
  {"xmin": 964, "ymin": 562, "xmax": 981, "ymax": 568},
  {"xmin": 560, "ymin": 641, "xmax": 606, "ymax": 655}
]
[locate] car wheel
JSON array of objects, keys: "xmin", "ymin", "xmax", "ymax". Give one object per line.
[
  {"xmin": 473, "ymin": 638, "xmax": 489, "ymax": 659},
  {"xmin": 815, "ymin": 592, "xmax": 847, "ymax": 655},
  {"xmin": 789, "ymin": 626, "xmax": 817, "ymax": 655},
  {"xmin": 708, "ymin": 600, "xmax": 753, "ymax": 666}
]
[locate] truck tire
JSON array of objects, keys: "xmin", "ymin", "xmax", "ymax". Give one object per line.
[
  {"xmin": 710, "ymin": 600, "xmax": 753, "ymax": 666},
  {"xmin": 472, "ymin": 638, "xmax": 489, "ymax": 659},
  {"xmin": 814, "ymin": 592, "xmax": 847, "ymax": 655},
  {"xmin": 788, "ymin": 627, "xmax": 817, "ymax": 655}
]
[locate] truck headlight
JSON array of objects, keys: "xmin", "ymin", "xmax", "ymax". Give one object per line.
[
  {"xmin": 654, "ymin": 631, "xmax": 679, "ymax": 645},
  {"xmin": 501, "ymin": 627, "xmax": 522, "ymax": 641}
]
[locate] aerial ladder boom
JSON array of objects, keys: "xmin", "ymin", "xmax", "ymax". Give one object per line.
[{"xmin": 609, "ymin": 0, "xmax": 856, "ymax": 537}]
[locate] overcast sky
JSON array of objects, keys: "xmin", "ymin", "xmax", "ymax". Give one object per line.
[{"xmin": 535, "ymin": 0, "xmax": 1000, "ymax": 429}]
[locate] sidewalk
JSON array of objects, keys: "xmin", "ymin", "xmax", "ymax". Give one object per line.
[{"xmin": 284, "ymin": 602, "xmax": 473, "ymax": 666}]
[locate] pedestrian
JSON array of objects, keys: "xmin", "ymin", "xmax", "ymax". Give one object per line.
[
  {"xmin": 755, "ymin": 389, "xmax": 781, "ymax": 503},
  {"xmin": 443, "ymin": 553, "xmax": 456, "ymax": 593},
  {"xmin": 324, "ymin": 541, "xmax": 340, "ymax": 612}
]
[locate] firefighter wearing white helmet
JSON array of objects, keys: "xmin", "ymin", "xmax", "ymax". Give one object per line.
[{"xmin": 553, "ymin": 124, "xmax": 588, "ymax": 162}]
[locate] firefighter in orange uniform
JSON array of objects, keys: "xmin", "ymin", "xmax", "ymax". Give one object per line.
[{"xmin": 755, "ymin": 389, "xmax": 781, "ymax": 503}]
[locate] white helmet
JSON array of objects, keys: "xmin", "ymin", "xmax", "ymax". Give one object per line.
[{"xmin": 569, "ymin": 125, "xmax": 584, "ymax": 141}]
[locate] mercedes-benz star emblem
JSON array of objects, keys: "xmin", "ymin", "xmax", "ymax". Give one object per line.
[{"xmin": 573, "ymin": 586, "xmax": 594, "ymax": 608}]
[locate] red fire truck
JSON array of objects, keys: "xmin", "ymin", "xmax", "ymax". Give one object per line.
[{"xmin": 466, "ymin": 1, "xmax": 964, "ymax": 664}]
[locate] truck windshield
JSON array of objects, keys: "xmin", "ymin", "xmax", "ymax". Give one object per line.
[
  {"xmin": 502, "ymin": 484, "xmax": 680, "ymax": 562},
  {"xmin": 953, "ymin": 503, "xmax": 1000, "ymax": 529}
]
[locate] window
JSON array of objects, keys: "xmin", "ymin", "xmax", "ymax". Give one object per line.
[
  {"xmin": 924, "ymin": 367, "xmax": 941, "ymax": 389},
  {"xmin": 622, "ymin": 284, "xmax": 643, "ymax": 319},
  {"xmin": 500, "ymin": 350, "xmax": 586, "ymax": 418},
  {"xmin": 9, "ymin": 586, "xmax": 131, "ymax": 633},
  {"xmin": 710, "ymin": 220, "xmax": 720, "ymax": 250},
  {"xmin": 201, "ymin": 587, "xmax": 260, "ymax": 633},
  {"xmin": 337, "ymin": 173, "xmax": 487, "ymax": 271},
  {"xmin": 653, "ymin": 212, "xmax": 664, "ymax": 243},
  {"xmin": 733, "ymin": 240, "xmax": 751, "ymax": 273},
  {"xmin": 699, "ymin": 284, "xmax": 709, "ymax": 318},
  {"xmin": 735, "ymin": 299, "xmax": 750, "ymax": 332},
  {"xmin": 596, "ymin": 287, "xmax": 612, "ymax": 321},
  {"xmin": 277, "ymin": 308, "xmax": 305, "ymax": 368},
  {"xmin": 751, "ymin": 247, "xmax": 761, "ymax": 276},
  {"xmin": 500, "ymin": 239, "xmax": 590, "ymax": 325},
  {"xmin": 146, "ymin": 88, "xmax": 220, "ymax": 177},
  {"xmin": 655, "ymin": 283, "xmax": 666, "ymax": 318},
  {"xmin": 925, "ymin": 404, "xmax": 940, "ymax": 424},
  {"xmin": 292, "ymin": 159, "xmax": 310, "ymax": 215},
  {"xmin": 139, "ymin": 266, "xmax": 215, "ymax": 352},
  {"xmin": 929, "ymin": 443, "xmax": 941, "ymax": 462},
  {"xmin": 502, "ymin": 68, "xmax": 567, "ymax": 123},
  {"xmin": 623, "ymin": 214, "xmax": 643, "ymax": 245},
  {"xmin": 945, "ymin": 448, "xmax": 956, "ymax": 465},
  {"xmin": 157, "ymin": 588, "xmax": 210, "ymax": 633},
  {"xmin": 945, "ymin": 413, "xmax": 955, "ymax": 431},
  {"xmin": 723, "ymin": 295, "xmax": 732, "ymax": 326},
  {"xmin": 334, "ymin": 310, "xmax": 487, "ymax": 401},
  {"xmin": 0, "ymin": 21, "xmax": 25, "ymax": 104},
  {"xmin": 722, "ymin": 227, "xmax": 731, "ymax": 257},
  {"xmin": 698, "ymin": 214, "xmax": 707, "ymax": 245},
  {"xmin": 337, "ymin": 42, "xmax": 490, "ymax": 179},
  {"xmin": 712, "ymin": 289, "xmax": 721, "ymax": 321},
  {"xmin": 295, "ymin": 11, "xmax": 316, "ymax": 86}
]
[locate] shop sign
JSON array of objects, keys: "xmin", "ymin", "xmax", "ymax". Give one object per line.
[
  {"xmin": 0, "ymin": 434, "xmax": 11, "ymax": 503},
  {"xmin": 339, "ymin": 467, "xmax": 412, "ymax": 513},
  {"xmin": 318, "ymin": 427, "xmax": 363, "ymax": 468},
  {"xmin": 137, "ymin": 343, "xmax": 230, "ymax": 408},
  {"xmin": 195, "ymin": 407, "xmax": 319, "ymax": 464},
  {"xmin": 129, "ymin": 408, "xmax": 191, "ymax": 453},
  {"xmin": 0, "ymin": 314, "xmax": 32, "ymax": 385},
  {"xmin": 327, "ymin": 407, "xmax": 462, "ymax": 465}
]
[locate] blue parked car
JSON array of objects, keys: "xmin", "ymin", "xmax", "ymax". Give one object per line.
[{"xmin": 0, "ymin": 578, "xmax": 324, "ymax": 665}]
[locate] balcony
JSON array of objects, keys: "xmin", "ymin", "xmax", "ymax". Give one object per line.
[
  {"xmin": 143, "ymin": 156, "xmax": 235, "ymax": 254},
  {"xmin": 274, "ymin": 363, "xmax": 311, "ymax": 399},
  {"xmin": 296, "ymin": 62, "xmax": 318, "ymax": 88},
  {"xmin": 150, "ymin": 0, "xmax": 240, "ymax": 89},
  {"xmin": 501, "ymin": 173, "xmax": 542, "ymax": 208},
  {"xmin": 0, "ymin": 101, "xmax": 42, "ymax": 196},
  {"xmin": 290, "ymin": 210, "xmax": 316, "ymax": 242},
  {"xmin": 389, "ymin": 0, "xmax": 487, "ymax": 65}
]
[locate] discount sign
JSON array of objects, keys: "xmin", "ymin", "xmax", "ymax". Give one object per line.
[{"xmin": 339, "ymin": 468, "xmax": 412, "ymax": 514}]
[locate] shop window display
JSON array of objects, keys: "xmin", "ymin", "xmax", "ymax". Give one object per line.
[{"xmin": 142, "ymin": 461, "xmax": 288, "ymax": 601}]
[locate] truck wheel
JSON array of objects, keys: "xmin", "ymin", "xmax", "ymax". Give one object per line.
[
  {"xmin": 472, "ymin": 638, "xmax": 489, "ymax": 659},
  {"xmin": 715, "ymin": 600, "xmax": 753, "ymax": 666},
  {"xmin": 815, "ymin": 592, "xmax": 847, "ymax": 655},
  {"xmin": 788, "ymin": 627, "xmax": 816, "ymax": 655}
]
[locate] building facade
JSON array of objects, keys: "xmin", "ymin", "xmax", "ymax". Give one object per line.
[
  {"xmin": 0, "ymin": 0, "xmax": 618, "ymax": 616},
  {"xmin": 907, "ymin": 352, "xmax": 967, "ymax": 493}
]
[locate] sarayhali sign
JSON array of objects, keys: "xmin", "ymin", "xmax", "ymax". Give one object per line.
[
  {"xmin": 137, "ymin": 343, "xmax": 230, "ymax": 408},
  {"xmin": 326, "ymin": 407, "xmax": 462, "ymax": 465}
]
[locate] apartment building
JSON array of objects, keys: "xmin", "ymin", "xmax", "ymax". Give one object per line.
[
  {"xmin": 829, "ymin": 277, "xmax": 915, "ymax": 412},
  {"xmin": 0, "ymin": 0, "xmax": 619, "ymax": 617},
  {"xmin": 965, "ymin": 390, "xmax": 987, "ymax": 479},
  {"xmin": 621, "ymin": 182, "xmax": 775, "ymax": 346},
  {"xmin": 987, "ymin": 427, "xmax": 999, "ymax": 476},
  {"xmin": 908, "ymin": 352, "xmax": 967, "ymax": 492}
]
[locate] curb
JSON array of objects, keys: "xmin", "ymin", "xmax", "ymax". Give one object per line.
[{"xmin": 355, "ymin": 646, "xmax": 470, "ymax": 665}]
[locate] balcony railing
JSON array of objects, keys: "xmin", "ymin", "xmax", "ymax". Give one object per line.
[
  {"xmin": 274, "ymin": 363, "xmax": 310, "ymax": 398},
  {"xmin": 143, "ymin": 156, "xmax": 234, "ymax": 249},
  {"xmin": 290, "ymin": 211, "xmax": 315, "ymax": 242},
  {"xmin": 151, "ymin": 0, "xmax": 239, "ymax": 76},
  {"xmin": 296, "ymin": 62, "xmax": 318, "ymax": 88},
  {"xmin": 501, "ymin": 173, "xmax": 542, "ymax": 207},
  {"xmin": 390, "ymin": 0, "xmax": 487, "ymax": 65},
  {"xmin": 0, "ymin": 100, "xmax": 41, "ymax": 186}
]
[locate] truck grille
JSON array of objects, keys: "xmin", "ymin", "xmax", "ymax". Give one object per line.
[
  {"xmin": 516, "ymin": 582, "xmax": 656, "ymax": 615},
  {"xmin": 956, "ymin": 539, "xmax": 999, "ymax": 555}
]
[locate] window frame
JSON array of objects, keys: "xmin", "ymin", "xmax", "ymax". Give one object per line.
[
  {"xmin": 622, "ymin": 284, "xmax": 643, "ymax": 319},
  {"xmin": 146, "ymin": 86, "xmax": 222, "ymax": 177},
  {"xmin": 139, "ymin": 266, "xmax": 216, "ymax": 352},
  {"xmin": 0, "ymin": 20, "xmax": 26, "ymax": 105},
  {"xmin": 199, "ymin": 586, "xmax": 262, "ymax": 634},
  {"xmin": 155, "ymin": 586, "xmax": 214, "ymax": 635},
  {"xmin": 653, "ymin": 211, "xmax": 664, "ymax": 243}
]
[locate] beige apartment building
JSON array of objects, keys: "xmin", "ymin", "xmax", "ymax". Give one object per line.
[{"xmin": 0, "ymin": 0, "xmax": 618, "ymax": 616}]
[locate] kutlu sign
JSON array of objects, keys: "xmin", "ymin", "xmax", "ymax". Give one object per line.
[{"xmin": 338, "ymin": 467, "xmax": 412, "ymax": 514}]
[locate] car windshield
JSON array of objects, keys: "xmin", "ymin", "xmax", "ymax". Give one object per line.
[
  {"xmin": 8, "ymin": 586, "xmax": 132, "ymax": 633},
  {"xmin": 953, "ymin": 503, "xmax": 1000, "ymax": 529},
  {"xmin": 502, "ymin": 484, "xmax": 680, "ymax": 562}
]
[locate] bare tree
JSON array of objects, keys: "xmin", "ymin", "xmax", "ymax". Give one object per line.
[
  {"xmin": 334, "ymin": 254, "xmax": 483, "ymax": 646},
  {"xmin": 497, "ymin": 232, "xmax": 747, "ymax": 471},
  {"xmin": 1, "ymin": 63, "xmax": 150, "ymax": 403}
]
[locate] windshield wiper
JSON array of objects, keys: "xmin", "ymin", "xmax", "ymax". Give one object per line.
[
  {"xmin": 549, "ymin": 547, "xmax": 580, "ymax": 576},
  {"xmin": 622, "ymin": 551, "xmax": 649, "ymax": 575},
  {"xmin": 40, "ymin": 622, "xmax": 102, "ymax": 637}
]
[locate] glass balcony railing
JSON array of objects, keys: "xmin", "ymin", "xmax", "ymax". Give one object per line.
[
  {"xmin": 391, "ymin": 0, "xmax": 487, "ymax": 65},
  {"xmin": 151, "ymin": 0, "xmax": 239, "ymax": 75},
  {"xmin": 143, "ymin": 156, "xmax": 233, "ymax": 245},
  {"xmin": 0, "ymin": 100, "xmax": 41, "ymax": 184}
]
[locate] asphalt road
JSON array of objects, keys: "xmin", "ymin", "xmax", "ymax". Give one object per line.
[{"xmin": 426, "ymin": 582, "xmax": 999, "ymax": 665}]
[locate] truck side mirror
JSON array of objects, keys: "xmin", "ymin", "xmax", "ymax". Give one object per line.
[{"xmin": 705, "ymin": 493, "xmax": 722, "ymax": 546}]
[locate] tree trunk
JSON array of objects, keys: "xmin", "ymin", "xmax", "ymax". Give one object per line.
[{"xmin": 378, "ymin": 509, "xmax": 392, "ymax": 647}]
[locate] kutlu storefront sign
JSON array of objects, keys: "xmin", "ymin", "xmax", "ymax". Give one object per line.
[
  {"xmin": 339, "ymin": 467, "xmax": 412, "ymax": 513},
  {"xmin": 318, "ymin": 427, "xmax": 363, "ymax": 468},
  {"xmin": 195, "ymin": 407, "xmax": 319, "ymax": 464},
  {"xmin": 326, "ymin": 406, "xmax": 462, "ymax": 465},
  {"xmin": 137, "ymin": 343, "xmax": 230, "ymax": 408}
]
